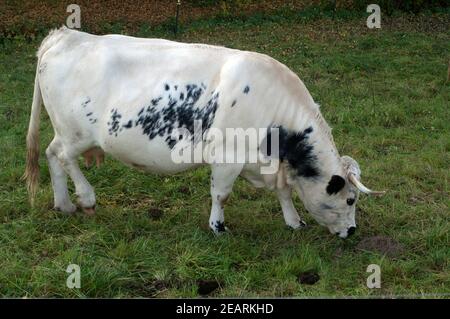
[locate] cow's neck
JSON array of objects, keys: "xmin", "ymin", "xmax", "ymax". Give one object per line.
[
  {"xmin": 279, "ymin": 102, "xmax": 342, "ymax": 180},
  {"xmin": 258, "ymin": 68, "xmax": 343, "ymax": 179},
  {"xmin": 308, "ymin": 109, "xmax": 342, "ymax": 178}
]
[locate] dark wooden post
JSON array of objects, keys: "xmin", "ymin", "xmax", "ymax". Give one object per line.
[{"xmin": 175, "ymin": 0, "xmax": 181, "ymax": 36}]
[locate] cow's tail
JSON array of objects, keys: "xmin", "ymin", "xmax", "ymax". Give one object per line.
[
  {"xmin": 23, "ymin": 27, "xmax": 67, "ymax": 205},
  {"xmin": 23, "ymin": 62, "xmax": 43, "ymax": 205}
]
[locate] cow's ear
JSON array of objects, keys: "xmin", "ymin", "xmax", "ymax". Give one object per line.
[
  {"xmin": 326, "ymin": 175, "xmax": 345, "ymax": 195},
  {"xmin": 341, "ymin": 155, "xmax": 361, "ymax": 179}
]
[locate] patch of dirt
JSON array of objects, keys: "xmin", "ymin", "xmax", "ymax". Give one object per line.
[
  {"xmin": 230, "ymin": 261, "xmax": 243, "ymax": 270},
  {"xmin": 408, "ymin": 196, "xmax": 423, "ymax": 204},
  {"xmin": 333, "ymin": 247, "xmax": 343, "ymax": 260},
  {"xmin": 356, "ymin": 235, "xmax": 404, "ymax": 258},
  {"xmin": 197, "ymin": 279, "xmax": 221, "ymax": 296},
  {"xmin": 148, "ymin": 207, "xmax": 164, "ymax": 220},
  {"xmin": 122, "ymin": 279, "xmax": 168, "ymax": 298},
  {"xmin": 297, "ymin": 271, "xmax": 320, "ymax": 285},
  {"xmin": 178, "ymin": 185, "xmax": 190, "ymax": 193},
  {"xmin": 240, "ymin": 188, "xmax": 261, "ymax": 200}
]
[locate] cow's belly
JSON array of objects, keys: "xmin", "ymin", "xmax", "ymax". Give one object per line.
[
  {"xmin": 240, "ymin": 165, "xmax": 267, "ymax": 188},
  {"xmin": 99, "ymin": 130, "xmax": 201, "ymax": 174}
]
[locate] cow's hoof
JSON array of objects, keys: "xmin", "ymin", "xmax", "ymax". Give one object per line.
[
  {"xmin": 212, "ymin": 227, "xmax": 230, "ymax": 236},
  {"xmin": 210, "ymin": 220, "xmax": 229, "ymax": 236},
  {"xmin": 82, "ymin": 206, "xmax": 96, "ymax": 216},
  {"xmin": 54, "ymin": 202, "xmax": 77, "ymax": 215},
  {"xmin": 76, "ymin": 190, "xmax": 96, "ymax": 210},
  {"xmin": 212, "ymin": 228, "xmax": 230, "ymax": 236},
  {"xmin": 287, "ymin": 220, "xmax": 307, "ymax": 230}
]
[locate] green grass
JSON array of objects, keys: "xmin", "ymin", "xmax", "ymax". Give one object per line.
[{"xmin": 0, "ymin": 12, "xmax": 449, "ymax": 297}]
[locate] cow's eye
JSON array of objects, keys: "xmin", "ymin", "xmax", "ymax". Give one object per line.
[{"xmin": 346, "ymin": 198, "xmax": 355, "ymax": 206}]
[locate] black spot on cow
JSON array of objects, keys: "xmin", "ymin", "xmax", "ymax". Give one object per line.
[
  {"xmin": 123, "ymin": 120, "xmax": 133, "ymax": 129},
  {"xmin": 108, "ymin": 83, "xmax": 219, "ymax": 148},
  {"xmin": 174, "ymin": 85, "xmax": 178, "ymax": 90},
  {"xmin": 231, "ymin": 100, "xmax": 237, "ymax": 107},
  {"xmin": 133, "ymin": 83, "xmax": 219, "ymax": 149},
  {"xmin": 166, "ymin": 137, "xmax": 177, "ymax": 149},
  {"xmin": 108, "ymin": 108, "xmax": 122, "ymax": 136},
  {"xmin": 262, "ymin": 125, "xmax": 319, "ymax": 178},
  {"xmin": 167, "ymin": 95, "xmax": 177, "ymax": 108},
  {"xmin": 86, "ymin": 112, "xmax": 93, "ymax": 117},
  {"xmin": 214, "ymin": 220, "xmax": 226, "ymax": 233},
  {"xmin": 243, "ymin": 85, "xmax": 250, "ymax": 94},
  {"xmin": 81, "ymin": 97, "xmax": 91, "ymax": 108},
  {"xmin": 326, "ymin": 175, "xmax": 346, "ymax": 195},
  {"xmin": 165, "ymin": 84, "xmax": 170, "ymax": 91},
  {"xmin": 151, "ymin": 97, "xmax": 162, "ymax": 106}
]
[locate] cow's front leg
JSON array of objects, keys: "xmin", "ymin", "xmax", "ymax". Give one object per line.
[
  {"xmin": 209, "ymin": 164, "xmax": 242, "ymax": 235},
  {"xmin": 276, "ymin": 187, "xmax": 306, "ymax": 229}
]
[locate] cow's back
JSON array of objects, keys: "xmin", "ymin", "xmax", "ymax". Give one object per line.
[{"xmin": 37, "ymin": 28, "xmax": 314, "ymax": 173}]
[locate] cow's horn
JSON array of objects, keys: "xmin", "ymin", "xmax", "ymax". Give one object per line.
[{"xmin": 348, "ymin": 173, "xmax": 385, "ymax": 196}]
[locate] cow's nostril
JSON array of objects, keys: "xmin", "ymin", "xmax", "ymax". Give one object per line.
[{"xmin": 347, "ymin": 226, "xmax": 356, "ymax": 236}]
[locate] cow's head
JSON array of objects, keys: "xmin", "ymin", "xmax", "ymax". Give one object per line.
[{"xmin": 293, "ymin": 156, "xmax": 385, "ymax": 238}]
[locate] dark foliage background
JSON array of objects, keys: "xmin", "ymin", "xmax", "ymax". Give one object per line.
[{"xmin": 1, "ymin": 0, "xmax": 448, "ymax": 38}]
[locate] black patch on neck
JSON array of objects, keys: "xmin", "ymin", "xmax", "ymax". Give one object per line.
[
  {"xmin": 264, "ymin": 125, "xmax": 319, "ymax": 178},
  {"xmin": 326, "ymin": 175, "xmax": 345, "ymax": 195}
]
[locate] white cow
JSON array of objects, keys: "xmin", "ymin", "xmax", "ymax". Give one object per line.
[{"xmin": 24, "ymin": 27, "xmax": 384, "ymax": 238}]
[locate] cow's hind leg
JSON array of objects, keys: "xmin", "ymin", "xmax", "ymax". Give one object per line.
[
  {"xmin": 50, "ymin": 139, "xmax": 96, "ymax": 215},
  {"xmin": 46, "ymin": 138, "xmax": 76, "ymax": 214},
  {"xmin": 209, "ymin": 164, "xmax": 242, "ymax": 235}
]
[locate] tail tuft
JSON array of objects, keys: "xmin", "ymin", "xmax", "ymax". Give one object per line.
[{"xmin": 23, "ymin": 127, "xmax": 40, "ymax": 205}]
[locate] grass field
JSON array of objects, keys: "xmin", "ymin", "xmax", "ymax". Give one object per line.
[{"xmin": 0, "ymin": 11, "xmax": 449, "ymax": 297}]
